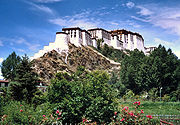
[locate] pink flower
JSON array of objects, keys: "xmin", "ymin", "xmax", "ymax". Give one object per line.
[
  {"xmin": 146, "ymin": 115, "xmax": 153, "ymax": 119},
  {"xmin": 114, "ymin": 112, "xmax": 117, "ymax": 115},
  {"xmin": 123, "ymin": 106, "xmax": 129, "ymax": 111},
  {"xmin": 128, "ymin": 112, "xmax": 134, "ymax": 116},
  {"xmin": 133, "ymin": 101, "xmax": 141, "ymax": 105},
  {"xmin": 137, "ymin": 101, "xmax": 140, "ymax": 105},
  {"xmin": 120, "ymin": 118, "xmax": 125, "ymax": 121},
  {"xmin": 133, "ymin": 101, "xmax": 137, "ymax": 104},
  {"xmin": 20, "ymin": 109, "xmax": 23, "ymax": 112},
  {"xmin": 82, "ymin": 118, "xmax": 88, "ymax": 123},
  {"xmin": 56, "ymin": 110, "xmax": 59, "ymax": 114},
  {"xmin": 20, "ymin": 105, "xmax": 23, "ymax": 107},
  {"xmin": 57, "ymin": 117, "xmax": 61, "ymax": 120},
  {"xmin": 141, "ymin": 110, "xmax": 144, "ymax": 114},
  {"xmin": 43, "ymin": 115, "xmax": 46, "ymax": 118}
]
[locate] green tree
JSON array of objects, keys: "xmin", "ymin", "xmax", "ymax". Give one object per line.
[
  {"xmin": 1, "ymin": 52, "xmax": 21, "ymax": 81},
  {"xmin": 149, "ymin": 45, "xmax": 180, "ymax": 95},
  {"xmin": 48, "ymin": 68, "xmax": 117, "ymax": 124},
  {"xmin": 97, "ymin": 39, "xmax": 104, "ymax": 50},
  {"xmin": 9, "ymin": 55, "xmax": 39, "ymax": 103},
  {"xmin": 120, "ymin": 49, "xmax": 145, "ymax": 94},
  {"xmin": 101, "ymin": 44, "xmax": 110, "ymax": 56}
]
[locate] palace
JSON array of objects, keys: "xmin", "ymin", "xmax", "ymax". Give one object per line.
[{"xmin": 33, "ymin": 27, "xmax": 155, "ymax": 59}]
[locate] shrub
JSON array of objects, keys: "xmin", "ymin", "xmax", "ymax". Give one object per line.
[
  {"xmin": 162, "ymin": 94, "xmax": 170, "ymax": 102},
  {"xmin": 0, "ymin": 101, "xmax": 54, "ymax": 124},
  {"xmin": 111, "ymin": 101, "xmax": 160, "ymax": 124},
  {"xmin": 47, "ymin": 70, "xmax": 117, "ymax": 124}
]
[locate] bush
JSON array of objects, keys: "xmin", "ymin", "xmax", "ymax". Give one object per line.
[
  {"xmin": 0, "ymin": 101, "xmax": 54, "ymax": 124},
  {"xmin": 47, "ymin": 70, "xmax": 117, "ymax": 124},
  {"xmin": 162, "ymin": 94, "xmax": 170, "ymax": 102},
  {"xmin": 111, "ymin": 101, "xmax": 160, "ymax": 124}
]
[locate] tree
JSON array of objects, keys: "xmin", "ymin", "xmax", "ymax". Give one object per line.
[
  {"xmin": 1, "ymin": 52, "xmax": 21, "ymax": 81},
  {"xmin": 119, "ymin": 44, "xmax": 180, "ymax": 98},
  {"xmin": 47, "ymin": 68, "xmax": 117, "ymax": 124},
  {"xmin": 101, "ymin": 43, "xmax": 112, "ymax": 57},
  {"xmin": 120, "ymin": 49, "xmax": 145, "ymax": 94},
  {"xmin": 149, "ymin": 45, "xmax": 180, "ymax": 95},
  {"xmin": 9, "ymin": 55, "xmax": 39, "ymax": 103},
  {"xmin": 97, "ymin": 39, "xmax": 104, "ymax": 50}
]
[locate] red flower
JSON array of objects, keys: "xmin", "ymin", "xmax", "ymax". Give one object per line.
[
  {"xmin": 114, "ymin": 112, "xmax": 117, "ymax": 115},
  {"xmin": 56, "ymin": 110, "xmax": 59, "ymax": 114},
  {"xmin": 57, "ymin": 117, "xmax": 61, "ymax": 120},
  {"xmin": 43, "ymin": 115, "xmax": 46, "ymax": 118},
  {"xmin": 120, "ymin": 118, "xmax": 125, "ymax": 121},
  {"xmin": 128, "ymin": 112, "xmax": 134, "ymax": 116},
  {"xmin": 146, "ymin": 115, "xmax": 153, "ymax": 119},
  {"xmin": 137, "ymin": 101, "xmax": 140, "ymax": 105},
  {"xmin": 20, "ymin": 109, "xmax": 23, "ymax": 112},
  {"xmin": 133, "ymin": 102, "xmax": 136, "ymax": 104},
  {"xmin": 123, "ymin": 106, "xmax": 129, "ymax": 111},
  {"xmin": 20, "ymin": 105, "xmax": 23, "ymax": 107},
  {"xmin": 141, "ymin": 110, "xmax": 144, "ymax": 114},
  {"xmin": 82, "ymin": 118, "xmax": 88, "ymax": 123},
  {"xmin": 133, "ymin": 101, "xmax": 141, "ymax": 105}
]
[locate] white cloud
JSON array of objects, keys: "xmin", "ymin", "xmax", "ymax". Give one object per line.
[
  {"xmin": 34, "ymin": 0, "xmax": 62, "ymax": 3},
  {"xmin": 131, "ymin": 16, "xmax": 150, "ymax": 22},
  {"xmin": 32, "ymin": 3, "xmax": 54, "ymax": 14},
  {"xmin": 15, "ymin": 37, "xmax": 40, "ymax": 51},
  {"xmin": 110, "ymin": 22, "xmax": 119, "ymax": 26},
  {"xmin": 16, "ymin": 37, "xmax": 26, "ymax": 44},
  {"xmin": 126, "ymin": 2, "xmax": 135, "ymax": 8},
  {"xmin": 28, "ymin": 44, "xmax": 41, "ymax": 51},
  {"xmin": 131, "ymin": 5, "xmax": 180, "ymax": 36},
  {"xmin": 136, "ymin": 6, "xmax": 153, "ymax": 16},
  {"xmin": 49, "ymin": 11, "xmax": 101, "ymax": 29},
  {"xmin": 154, "ymin": 38, "xmax": 174, "ymax": 46},
  {"xmin": 1, "ymin": 37, "xmax": 41, "ymax": 52},
  {"xmin": 0, "ymin": 40, "xmax": 3, "ymax": 46},
  {"xmin": 154, "ymin": 38, "xmax": 180, "ymax": 59},
  {"xmin": 26, "ymin": 1, "xmax": 54, "ymax": 15},
  {"xmin": 17, "ymin": 49, "xmax": 25, "ymax": 52}
]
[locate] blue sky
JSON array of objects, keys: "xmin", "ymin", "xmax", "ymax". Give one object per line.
[{"xmin": 1, "ymin": 0, "xmax": 180, "ymax": 78}]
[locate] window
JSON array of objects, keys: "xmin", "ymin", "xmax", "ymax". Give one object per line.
[
  {"xmin": 71, "ymin": 30, "xmax": 72, "ymax": 35},
  {"xmin": 74, "ymin": 31, "xmax": 76, "ymax": 37}
]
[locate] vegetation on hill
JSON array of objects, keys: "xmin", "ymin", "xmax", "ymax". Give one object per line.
[
  {"xmin": 0, "ymin": 42, "xmax": 180, "ymax": 124},
  {"xmin": 32, "ymin": 43, "xmax": 120, "ymax": 82},
  {"xmin": 118, "ymin": 45, "xmax": 180, "ymax": 100},
  {"xmin": 95, "ymin": 42, "xmax": 180, "ymax": 101},
  {"xmin": 95, "ymin": 39, "xmax": 126, "ymax": 63}
]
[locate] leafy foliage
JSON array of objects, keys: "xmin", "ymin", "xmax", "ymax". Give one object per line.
[
  {"xmin": 119, "ymin": 45, "xmax": 180, "ymax": 99},
  {"xmin": 1, "ymin": 52, "xmax": 21, "ymax": 81},
  {"xmin": 47, "ymin": 68, "xmax": 117, "ymax": 124},
  {"xmin": 9, "ymin": 55, "xmax": 39, "ymax": 103},
  {"xmin": 96, "ymin": 43, "xmax": 126, "ymax": 63}
]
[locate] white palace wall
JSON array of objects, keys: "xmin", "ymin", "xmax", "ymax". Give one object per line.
[{"xmin": 32, "ymin": 27, "xmax": 150, "ymax": 59}]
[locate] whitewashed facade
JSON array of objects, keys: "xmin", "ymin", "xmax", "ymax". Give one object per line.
[{"xmin": 32, "ymin": 27, "xmax": 151, "ymax": 59}]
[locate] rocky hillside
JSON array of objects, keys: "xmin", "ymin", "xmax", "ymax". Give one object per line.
[{"xmin": 32, "ymin": 43, "xmax": 120, "ymax": 83}]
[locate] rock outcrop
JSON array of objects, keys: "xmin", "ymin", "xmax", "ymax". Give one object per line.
[{"xmin": 32, "ymin": 43, "xmax": 120, "ymax": 83}]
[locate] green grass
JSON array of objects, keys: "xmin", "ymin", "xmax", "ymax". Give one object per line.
[{"xmin": 119, "ymin": 101, "xmax": 180, "ymax": 115}]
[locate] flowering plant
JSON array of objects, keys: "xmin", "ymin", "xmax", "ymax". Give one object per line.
[{"xmin": 111, "ymin": 101, "xmax": 159, "ymax": 124}]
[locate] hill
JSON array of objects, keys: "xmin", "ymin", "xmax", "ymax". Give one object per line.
[{"xmin": 32, "ymin": 43, "xmax": 121, "ymax": 83}]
